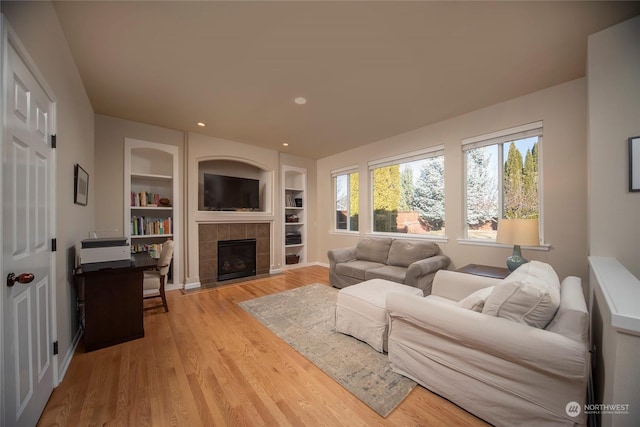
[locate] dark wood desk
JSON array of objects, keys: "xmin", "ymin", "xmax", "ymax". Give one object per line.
[
  {"xmin": 457, "ymin": 263, "xmax": 510, "ymax": 280},
  {"xmin": 75, "ymin": 253, "xmax": 156, "ymax": 352}
]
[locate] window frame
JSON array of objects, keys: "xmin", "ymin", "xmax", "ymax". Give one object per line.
[
  {"xmin": 367, "ymin": 145, "xmax": 446, "ymax": 240},
  {"xmin": 331, "ymin": 165, "xmax": 360, "ymax": 233},
  {"xmin": 461, "ymin": 121, "xmax": 545, "ymax": 245}
]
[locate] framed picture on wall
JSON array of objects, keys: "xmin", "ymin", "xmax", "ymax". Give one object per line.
[
  {"xmin": 74, "ymin": 164, "xmax": 89, "ymax": 205},
  {"xmin": 629, "ymin": 137, "xmax": 640, "ymax": 192}
]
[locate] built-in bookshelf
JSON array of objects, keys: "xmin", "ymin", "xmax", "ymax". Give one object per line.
[
  {"xmin": 124, "ymin": 138, "xmax": 180, "ymax": 285},
  {"xmin": 282, "ymin": 165, "xmax": 306, "ymax": 268},
  {"xmin": 129, "ymin": 174, "xmax": 174, "ymax": 239}
]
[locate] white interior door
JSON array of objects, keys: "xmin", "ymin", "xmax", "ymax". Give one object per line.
[{"xmin": 2, "ymin": 26, "xmax": 56, "ymax": 427}]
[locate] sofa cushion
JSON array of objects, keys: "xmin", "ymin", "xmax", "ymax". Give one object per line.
[
  {"xmin": 457, "ymin": 286, "xmax": 495, "ymax": 312},
  {"xmin": 364, "ymin": 265, "xmax": 408, "ymax": 283},
  {"xmin": 356, "ymin": 237, "xmax": 392, "ymax": 264},
  {"xmin": 387, "ymin": 239, "xmax": 440, "ymax": 268},
  {"xmin": 545, "ymin": 277, "xmax": 589, "ymax": 343},
  {"xmin": 335, "ymin": 260, "xmax": 386, "ymax": 280},
  {"xmin": 482, "ymin": 261, "xmax": 561, "ymax": 328}
]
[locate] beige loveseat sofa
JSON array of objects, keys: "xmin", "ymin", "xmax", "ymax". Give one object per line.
[
  {"xmin": 387, "ymin": 262, "xmax": 590, "ymax": 426},
  {"xmin": 327, "ymin": 237, "xmax": 450, "ymax": 294}
]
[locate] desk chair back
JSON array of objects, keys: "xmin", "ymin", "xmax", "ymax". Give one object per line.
[{"xmin": 143, "ymin": 239, "xmax": 175, "ymax": 312}]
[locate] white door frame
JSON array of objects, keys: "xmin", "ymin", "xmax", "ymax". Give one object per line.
[{"xmin": 0, "ymin": 14, "xmax": 59, "ymax": 424}]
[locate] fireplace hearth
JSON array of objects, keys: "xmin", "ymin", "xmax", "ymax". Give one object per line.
[{"xmin": 217, "ymin": 238, "xmax": 257, "ymax": 281}]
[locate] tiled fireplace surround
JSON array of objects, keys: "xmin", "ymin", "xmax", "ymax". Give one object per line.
[{"xmin": 198, "ymin": 222, "xmax": 271, "ymax": 286}]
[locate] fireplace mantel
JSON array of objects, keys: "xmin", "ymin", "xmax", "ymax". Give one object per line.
[{"xmin": 195, "ymin": 211, "xmax": 275, "ymax": 223}]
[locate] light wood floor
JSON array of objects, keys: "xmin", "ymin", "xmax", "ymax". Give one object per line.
[{"xmin": 38, "ymin": 266, "xmax": 489, "ymax": 426}]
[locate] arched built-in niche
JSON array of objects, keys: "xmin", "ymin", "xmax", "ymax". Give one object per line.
[
  {"xmin": 198, "ymin": 158, "xmax": 273, "ymax": 213},
  {"xmin": 132, "ymin": 148, "xmax": 173, "ymax": 176}
]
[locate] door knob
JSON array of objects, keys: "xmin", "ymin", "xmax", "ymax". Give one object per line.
[{"xmin": 7, "ymin": 273, "xmax": 35, "ymax": 287}]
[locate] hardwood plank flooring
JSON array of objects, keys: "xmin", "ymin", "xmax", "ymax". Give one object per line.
[{"xmin": 38, "ymin": 266, "xmax": 489, "ymax": 426}]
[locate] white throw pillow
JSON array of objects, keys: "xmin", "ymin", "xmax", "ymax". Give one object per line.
[
  {"xmin": 457, "ymin": 286, "xmax": 495, "ymax": 312},
  {"xmin": 482, "ymin": 261, "xmax": 561, "ymax": 328}
]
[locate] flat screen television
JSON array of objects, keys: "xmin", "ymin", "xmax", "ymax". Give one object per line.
[{"xmin": 203, "ymin": 173, "xmax": 260, "ymax": 211}]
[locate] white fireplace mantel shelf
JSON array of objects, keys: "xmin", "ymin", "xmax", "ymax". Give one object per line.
[{"xmin": 195, "ymin": 211, "xmax": 275, "ymax": 224}]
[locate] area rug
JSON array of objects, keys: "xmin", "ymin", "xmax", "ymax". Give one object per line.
[{"xmin": 238, "ymin": 283, "xmax": 416, "ymax": 417}]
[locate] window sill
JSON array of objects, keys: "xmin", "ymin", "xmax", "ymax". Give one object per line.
[
  {"xmin": 457, "ymin": 238, "xmax": 550, "ymax": 251},
  {"xmin": 330, "ymin": 230, "xmax": 360, "ymax": 236}
]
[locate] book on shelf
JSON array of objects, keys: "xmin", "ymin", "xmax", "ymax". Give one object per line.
[
  {"xmin": 130, "ymin": 216, "xmax": 173, "ymax": 236},
  {"xmin": 131, "ymin": 242, "xmax": 166, "ymax": 258},
  {"xmin": 131, "ymin": 191, "xmax": 163, "ymax": 207}
]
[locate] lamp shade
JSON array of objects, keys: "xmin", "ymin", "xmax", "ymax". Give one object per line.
[{"xmin": 496, "ymin": 219, "xmax": 539, "ymax": 246}]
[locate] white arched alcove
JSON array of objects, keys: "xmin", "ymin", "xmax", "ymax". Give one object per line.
[{"xmin": 197, "ymin": 157, "xmax": 273, "ymax": 215}]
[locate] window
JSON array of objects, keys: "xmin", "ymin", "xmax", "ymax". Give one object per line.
[
  {"xmin": 368, "ymin": 146, "xmax": 445, "ymax": 236},
  {"xmin": 463, "ymin": 122, "xmax": 542, "ymax": 240},
  {"xmin": 333, "ymin": 167, "xmax": 359, "ymax": 231}
]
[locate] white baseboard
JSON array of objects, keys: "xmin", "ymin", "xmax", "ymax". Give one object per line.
[
  {"xmin": 56, "ymin": 328, "xmax": 82, "ymax": 386},
  {"xmin": 184, "ymin": 281, "xmax": 201, "ymax": 291},
  {"xmin": 281, "ymin": 261, "xmax": 329, "ymax": 270},
  {"xmin": 165, "ymin": 282, "xmax": 182, "ymax": 292}
]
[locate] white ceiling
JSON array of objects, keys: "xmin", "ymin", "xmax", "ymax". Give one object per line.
[{"xmin": 52, "ymin": 1, "xmax": 640, "ymax": 159}]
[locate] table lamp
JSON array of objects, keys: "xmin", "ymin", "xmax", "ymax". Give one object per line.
[{"xmin": 496, "ymin": 218, "xmax": 539, "ymax": 272}]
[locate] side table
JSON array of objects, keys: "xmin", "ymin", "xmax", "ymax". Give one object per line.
[{"xmin": 457, "ymin": 263, "xmax": 510, "ymax": 280}]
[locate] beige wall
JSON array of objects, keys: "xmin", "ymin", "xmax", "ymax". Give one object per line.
[
  {"xmin": 94, "ymin": 115, "xmax": 185, "ymax": 281},
  {"xmin": 588, "ymin": 16, "xmax": 640, "ymax": 425},
  {"xmin": 94, "ymin": 115, "xmax": 185, "ymax": 235},
  {"xmin": 588, "ymin": 16, "xmax": 640, "ymax": 278},
  {"xmin": 1, "ymin": 1, "xmax": 95, "ymax": 375},
  {"xmin": 94, "ymin": 117, "xmax": 317, "ymax": 288},
  {"xmin": 316, "ymin": 78, "xmax": 588, "ymax": 282}
]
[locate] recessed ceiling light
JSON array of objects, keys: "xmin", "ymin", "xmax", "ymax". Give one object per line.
[
  {"xmin": 197, "ymin": 122, "xmax": 206, "ymax": 127},
  {"xmin": 282, "ymin": 142, "xmax": 289, "ymax": 147},
  {"xmin": 294, "ymin": 97, "xmax": 307, "ymax": 105}
]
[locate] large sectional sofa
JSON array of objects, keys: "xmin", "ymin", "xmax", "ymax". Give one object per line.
[{"xmin": 327, "ymin": 237, "xmax": 450, "ymax": 294}]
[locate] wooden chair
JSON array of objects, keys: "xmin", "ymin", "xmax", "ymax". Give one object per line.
[{"xmin": 143, "ymin": 240, "xmax": 175, "ymax": 312}]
